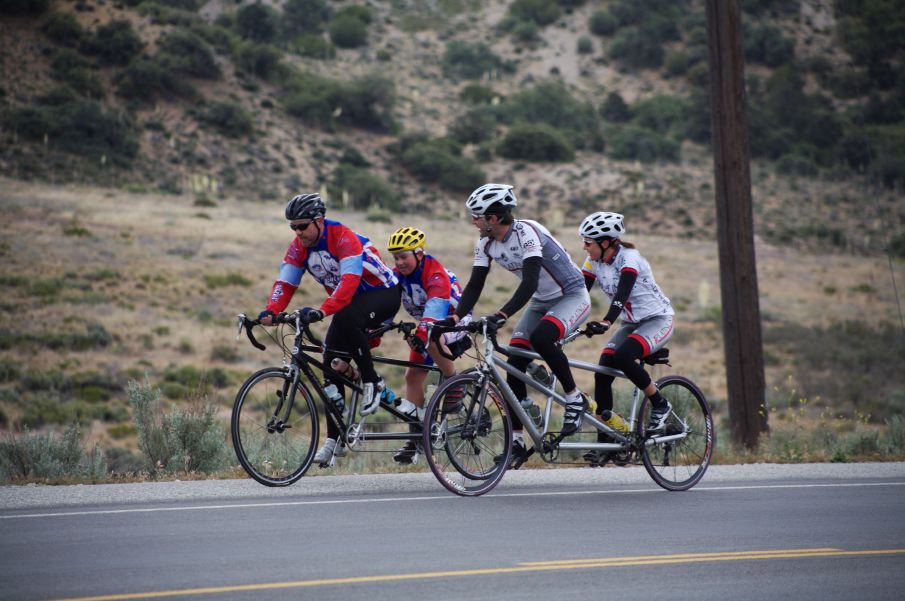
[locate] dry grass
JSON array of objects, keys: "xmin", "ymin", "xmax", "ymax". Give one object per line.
[{"xmin": 1, "ymin": 178, "xmax": 903, "ymax": 481}]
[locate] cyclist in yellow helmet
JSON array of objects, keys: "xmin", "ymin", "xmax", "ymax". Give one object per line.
[{"xmin": 386, "ymin": 226, "xmax": 472, "ymax": 464}]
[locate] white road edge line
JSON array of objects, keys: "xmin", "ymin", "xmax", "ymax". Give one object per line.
[{"xmin": 2, "ymin": 481, "xmax": 903, "ymax": 520}]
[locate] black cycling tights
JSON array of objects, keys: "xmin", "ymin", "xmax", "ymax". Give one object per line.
[
  {"xmin": 507, "ymin": 319, "xmax": 577, "ymax": 430},
  {"xmin": 322, "ymin": 285, "xmax": 401, "ymax": 439},
  {"xmin": 595, "ymin": 336, "xmax": 652, "ymax": 414}
]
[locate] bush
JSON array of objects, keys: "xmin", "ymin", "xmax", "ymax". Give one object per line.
[
  {"xmin": 631, "ymin": 94, "xmax": 688, "ymax": 136},
  {"xmin": 330, "ymin": 165, "xmax": 400, "ymax": 211},
  {"xmin": 335, "ymin": 4, "xmax": 372, "ymax": 24},
  {"xmin": 157, "ymin": 29, "xmax": 221, "ymax": 79},
  {"xmin": 664, "ymin": 50, "xmax": 690, "ymax": 77},
  {"xmin": 50, "ymin": 49, "xmax": 104, "ymax": 99},
  {"xmin": 776, "ymin": 153, "xmax": 818, "ymax": 177},
  {"xmin": 589, "ymin": 10, "xmax": 617, "ymax": 36},
  {"xmin": 43, "ymin": 12, "xmax": 83, "ymax": 45},
  {"xmin": 395, "ymin": 136, "xmax": 485, "ymax": 192},
  {"xmin": 282, "ymin": 72, "xmax": 396, "ymax": 132},
  {"xmin": 235, "ymin": 2, "xmax": 280, "ymax": 42},
  {"xmin": 282, "ymin": 0, "xmax": 331, "ymax": 36},
  {"xmin": 233, "ymin": 41, "xmax": 285, "ymax": 81},
  {"xmin": 744, "ymin": 23, "xmax": 795, "ymax": 67},
  {"xmin": 292, "ymin": 33, "xmax": 335, "ymax": 59},
  {"xmin": 0, "ymin": 0, "xmax": 49, "ymax": 14},
  {"xmin": 577, "ymin": 36, "xmax": 593, "ymax": 54},
  {"xmin": 442, "ymin": 41, "xmax": 507, "ymax": 80},
  {"xmin": 507, "ymin": 0, "xmax": 560, "ymax": 26},
  {"xmin": 4, "ymin": 97, "xmax": 139, "ymax": 165},
  {"xmin": 608, "ymin": 124, "xmax": 680, "ymax": 162},
  {"xmin": 329, "ymin": 14, "xmax": 368, "ymax": 48},
  {"xmin": 448, "ymin": 106, "xmax": 499, "ymax": 145},
  {"xmin": 82, "ymin": 20, "xmax": 143, "ymax": 66},
  {"xmin": 505, "ymin": 80, "xmax": 603, "ymax": 150},
  {"xmin": 609, "ymin": 25, "xmax": 664, "ymax": 69},
  {"xmin": 194, "ymin": 101, "xmax": 253, "ymax": 137},
  {"xmin": 115, "ymin": 58, "xmax": 191, "ymax": 102},
  {"xmin": 203, "ymin": 272, "xmax": 253, "ymax": 287},
  {"xmin": 600, "ymin": 91, "xmax": 632, "ymax": 122},
  {"xmin": 128, "ymin": 380, "xmax": 228, "ymax": 475},
  {"xmin": 0, "ymin": 424, "xmax": 105, "ymax": 484},
  {"xmin": 498, "ymin": 122, "xmax": 574, "ymax": 161},
  {"xmin": 459, "ymin": 83, "xmax": 498, "ymax": 105}
]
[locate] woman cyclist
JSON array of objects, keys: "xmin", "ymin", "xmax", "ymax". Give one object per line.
[
  {"xmin": 385, "ymin": 226, "xmax": 472, "ymax": 464},
  {"xmin": 258, "ymin": 193, "xmax": 400, "ymax": 466},
  {"xmin": 579, "ymin": 211, "xmax": 674, "ymax": 464}
]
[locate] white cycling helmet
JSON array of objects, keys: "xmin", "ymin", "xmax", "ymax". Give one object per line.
[
  {"xmin": 466, "ymin": 183, "xmax": 517, "ymax": 215},
  {"xmin": 579, "ymin": 211, "xmax": 625, "ymax": 239}
]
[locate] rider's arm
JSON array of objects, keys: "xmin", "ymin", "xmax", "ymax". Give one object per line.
[
  {"xmin": 455, "ymin": 265, "xmax": 489, "ymax": 319},
  {"xmin": 320, "ymin": 228, "xmax": 364, "ymax": 316},
  {"xmin": 581, "ymin": 257, "xmax": 597, "ymax": 292},
  {"xmin": 601, "ymin": 268, "xmax": 638, "ymax": 324},
  {"xmin": 265, "ymin": 242, "xmax": 307, "ymax": 314},
  {"xmin": 498, "ymin": 255, "xmax": 541, "ymax": 319}
]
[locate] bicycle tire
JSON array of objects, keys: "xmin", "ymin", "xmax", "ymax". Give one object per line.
[
  {"xmin": 231, "ymin": 367, "xmax": 319, "ymax": 487},
  {"xmin": 422, "ymin": 372, "xmax": 512, "ymax": 497},
  {"xmin": 637, "ymin": 374, "xmax": 714, "ymax": 491}
]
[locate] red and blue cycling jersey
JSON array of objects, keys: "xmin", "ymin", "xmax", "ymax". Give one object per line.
[
  {"xmin": 266, "ymin": 220, "xmax": 397, "ymax": 316},
  {"xmin": 395, "ymin": 255, "xmax": 462, "ymax": 324}
]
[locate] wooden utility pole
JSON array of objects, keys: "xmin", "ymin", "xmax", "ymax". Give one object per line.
[{"xmin": 705, "ymin": 0, "xmax": 768, "ymax": 449}]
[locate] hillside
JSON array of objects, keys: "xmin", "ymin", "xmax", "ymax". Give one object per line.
[{"xmin": 1, "ymin": 0, "xmax": 903, "ymax": 252}]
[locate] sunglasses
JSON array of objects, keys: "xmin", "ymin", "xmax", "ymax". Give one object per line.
[{"xmin": 289, "ymin": 221, "xmax": 315, "ymax": 232}]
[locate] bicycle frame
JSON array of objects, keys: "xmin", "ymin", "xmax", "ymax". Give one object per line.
[{"xmin": 462, "ymin": 323, "xmax": 690, "ymax": 459}]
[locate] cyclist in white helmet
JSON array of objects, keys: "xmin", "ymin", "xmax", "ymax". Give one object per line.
[
  {"xmin": 579, "ymin": 211, "xmax": 674, "ymax": 464},
  {"xmin": 437, "ymin": 183, "xmax": 591, "ymax": 468}
]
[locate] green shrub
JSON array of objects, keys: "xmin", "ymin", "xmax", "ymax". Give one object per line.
[
  {"xmin": 0, "ymin": 424, "xmax": 105, "ymax": 484},
  {"xmin": 194, "ymin": 101, "xmax": 253, "ymax": 137},
  {"xmin": 335, "ymin": 4, "xmax": 372, "ymax": 24},
  {"xmin": 0, "ymin": 0, "xmax": 49, "ymax": 14},
  {"xmin": 577, "ymin": 36, "xmax": 593, "ymax": 54},
  {"xmin": 210, "ymin": 344, "xmax": 240, "ymax": 363},
  {"xmin": 664, "ymin": 50, "xmax": 690, "ymax": 77},
  {"xmin": 282, "ymin": 0, "xmax": 331, "ymax": 36},
  {"xmin": 376, "ymin": 48, "xmax": 391, "ymax": 61},
  {"xmin": 128, "ymin": 380, "xmax": 228, "ymax": 475},
  {"xmin": 233, "ymin": 41, "xmax": 285, "ymax": 81},
  {"xmin": 235, "ymin": 2, "xmax": 280, "ymax": 42},
  {"xmin": 448, "ymin": 106, "xmax": 499, "ymax": 145},
  {"xmin": 507, "ymin": 0, "xmax": 560, "ymax": 26},
  {"xmin": 600, "ymin": 91, "xmax": 631, "ymax": 122},
  {"xmin": 459, "ymin": 83, "xmax": 498, "ymax": 105},
  {"xmin": 203, "ymin": 272, "xmax": 253, "ymax": 287},
  {"xmin": 115, "ymin": 58, "xmax": 190, "ymax": 102},
  {"xmin": 609, "ymin": 25, "xmax": 664, "ymax": 69},
  {"xmin": 0, "ymin": 357, "xmax": 19, "ymax": 383},
  {"xmin": 589, "ymin": 9, "xmax": 617, "ymax": 36},
  {"xmin": 329, "ymin": 14, "xmax": 368, "ymax": 48},
  {"xmin": 329, "ymin": 165, "xmax": 400, "ymax": 211},
  {"xmin": 157, "ymin": 29, "xmax": 220, "ymax": 79},
  {"xmin": 82, "ymin": 20, "xmax": 144, "ymax": 66},
  {"xmin": 744, "ymin": 22, "xmax": 795, "ymax": 67},
  {"xmin": 498, "ymin": 122, "xmax": 575, "ymax": 161},
  {"xmin": 3, "ymin": 97, "xmax": 139, "ymax": 165},
  {"xmin": 50, "ymin": 49, "xmax": 104, "ymax": 99},
  {"xmin": 395, "ymin": 135, "xmax": 485, "ymax": 192},
  {"xmin": 292, "ymin": 33, "xmax": 336, "ymax": 59},
  {"xmin": 608, "ymin": 124, "xmax": 680, "ymax": 162},
  {"xmin": 631, "ymin": 94, "xmax": 689, "ymax": 136},
  {"xmin": 282, "ymin": 72, "xmax": 396, "ymax": 132},
  {"xmin": 505, "ymin": 80, "xmax": 603, "ymax": 150},
  {"xmin": 43, "ymin": 12, "xmax": 83, "ymax": 45},
  {"xmin": 776, "ymin": 153, "xmax": 818, "ymax": 177},
  {"xmin": 442, "ymin": 41, "xmax": 507, "ymax": 80}
]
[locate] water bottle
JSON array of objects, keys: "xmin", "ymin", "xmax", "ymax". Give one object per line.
[
  {"xmin": 331, "ymin": 358, "xmax": 360, "ymax": 381},
  {"xmin": 520, "ymin": 398, "xmax": 543, "ymax": 427},
  {"xmin": 324, "ymin": 383, "xmax": 345, "ymax": 414},
  {"xmin": 526, "ymin": 362, "xmax": 554, "ymax": 387}
]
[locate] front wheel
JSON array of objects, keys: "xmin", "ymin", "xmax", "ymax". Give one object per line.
[
  {"xmin": 638, "ymin": 375, "xmax": 714, "ymax": 491},
  {"xmin": 423, "ymin": 372, "xmax": 512, "ymax": 497},
  {"xmin": 231, "ymin": 367, "xmax": 319, "ymax": 486}
]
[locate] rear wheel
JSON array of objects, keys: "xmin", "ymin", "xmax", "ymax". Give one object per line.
[
  {"xmin": 423, "ymin": 372, "xmax": 512, "ymax": 496},
  {"xmin": 638, "ymin": 375, "xmax": 714, "ymax": 491},
  {"xmin": 231, "ymin": 367, "xmax": 319, "ymax": 486}
]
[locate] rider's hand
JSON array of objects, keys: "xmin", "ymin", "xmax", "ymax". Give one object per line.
[
  {"xmin": 300, "ymin": 307, "xmax": 324, "ymax": 324},
  {"xmin": 257, "ymin": 310, "xmax": 275, "ymax": 326},
  {"xmin": 484, "ymin": 312, "xmax": 507, "ymax": 331},
  {"xmin": 585, "ymin": 320, "xmax": 610, "ymax": 336},
  {"xmin": 410, "ymin": 323, "xmax": 429, "ymax": 354},
  {"xmin": 433, "ymin": 316, "xmax": 457, "ymax": 329}
]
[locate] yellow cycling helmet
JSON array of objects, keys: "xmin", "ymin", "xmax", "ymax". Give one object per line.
[{"xmin": 387, "ymin": 227, "xmax": 426, "ymax": 253}]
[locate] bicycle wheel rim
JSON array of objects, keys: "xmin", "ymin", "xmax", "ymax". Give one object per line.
[
  {"xmin": 423, "ymin": 373, "xmax": 512, "ymax": 497},
  {"xmin": 231, "ymin": 368, "xmax": 319, "ymax": 486},
  {"xmin": 639, "ymin": 375, "xmax": 714, "ymax": 491}
]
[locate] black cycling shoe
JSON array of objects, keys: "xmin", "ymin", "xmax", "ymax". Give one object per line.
[
  {"xmin": 494, "ymin": 438, "xmax": 530, "ymax": 470},
  {"xmin": 393, "ymin": 440, "xmax": 421, "ymax": 465},
  {"xmin": 561, "ymin": 393, "xmax": 589, "ymax": 436},
  {"xmin": 582, "ymin": 449, "xmax": 611, "ymax": 467}
]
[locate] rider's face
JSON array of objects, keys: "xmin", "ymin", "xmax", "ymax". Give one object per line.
[
  {"xmin": 583, "ymin": 238, "xmax": 603, "ymax": 261},
  {"xmin": 290, "ymin": 217, "xmax": 322, "ymax": 247},
  {"xmin": 471, "ymin": 213, "xmax": 496, "ymax": 238},
  {"xmin": 393, "ymin": 250, "xmax": 418, "ymax": 276}
]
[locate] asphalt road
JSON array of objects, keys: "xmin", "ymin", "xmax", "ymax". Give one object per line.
[{"xmin": 2, "ymin": 463, "xmax": 904, "ymax": 601}]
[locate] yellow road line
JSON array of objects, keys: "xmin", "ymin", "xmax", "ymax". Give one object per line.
[{"xmin": 49, "ymin": 548, "xmax": 905, "ymax": 601}]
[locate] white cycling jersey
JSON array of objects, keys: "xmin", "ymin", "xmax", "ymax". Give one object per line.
[
  {"xmin": 582, "ymin": 247, "xmax": 673, "ymax": 323},
  {"xmin": 473, "ymin": 219, "xmax": 584, "ymax": 302}
]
